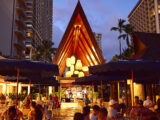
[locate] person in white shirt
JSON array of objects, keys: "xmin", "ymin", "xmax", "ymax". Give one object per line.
[
  {"xmin": 107, "ymin": 99, "xmax": 118, "ymax": 120},
  {"xmin": 91, "ymin": 105, "xmax": 100, "ymax": 120},
  {"xmin": 143, "ymin": 96, "xmax": 153, "ymax": 108}
]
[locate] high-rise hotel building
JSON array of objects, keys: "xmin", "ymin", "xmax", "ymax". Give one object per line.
[
  {"xmin": 0, "ymin": 0, "xmax": 27, "ymax": 58},
  {"xmin": 25, "ymin": 0, "xmax": 53, "ymax": 59},
  {"xmin": 128, "ymin": 0, "xmax": 160, "ymax": 33},
  {"xmin": 93, "ymin": 33, "xmax": 102, "ymax": 51},
  {"xmin": 0, "ymin": 0, "xmax": 53, "ymax": 59}
]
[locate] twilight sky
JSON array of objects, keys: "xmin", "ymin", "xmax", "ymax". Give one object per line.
[{"xmin": 53, "ymin": 0, "xmax": 139, "ymax": 61}]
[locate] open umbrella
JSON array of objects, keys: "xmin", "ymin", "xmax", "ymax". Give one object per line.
[
  {"xmin": 0, "ymin": 59, "xmax": 59, "ymax": 104},
  {"xmin": 73, "ymin": 75, "xmax": 127, "ymax": 103},
  {"xmin": 89, "ymin": 59, "xmax": 160, "ymax": 105}
]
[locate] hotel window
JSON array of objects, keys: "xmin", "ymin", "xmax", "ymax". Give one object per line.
[{"xmin": 27, "ymin": 32, "xmax": 31, "ymax": 37}]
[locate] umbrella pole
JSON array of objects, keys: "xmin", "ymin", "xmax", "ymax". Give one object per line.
[
  {"xmin": 29, "ymin": 80, "xmax": 31, "ymax": 95},
  {"xmin": 39, "ymin": 83, "xmax": 40, "ymax": 97},
  {"xmin": 152, "ymin": 84, "xmax": 155, "ymax": 104},
  {"xmin": 125, "ymin": 80, "xmax": 128, "ymax": 107},
  {"xmin": 101, "ymin": 80, "xmax": 103, "ymax": 104},
  {"xmin": 92, "ymin": 83, "xmax": 93, "ymax": 105},
  {"xmin": 16, "ymin": 68, "xmax": 20, "ymax": 107},
  {"xmin": 131, "ymin": 70, "xmax": 134, "ymax": 106},
  {"xmin": 118, "ymin": 81, "xmax": 120, "ymax": 103}
]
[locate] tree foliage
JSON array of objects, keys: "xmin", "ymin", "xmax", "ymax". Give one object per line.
[
  {"xmin": 32, "ymin": 40, "xmax": 57, "ymax": 63},
  {"xmin": 111, "ymin": 19, "xmax": 134, "ymax": 61},
  {"xmin": 111, "ymin": 19, "xmax": 126, "ymax": 58}
]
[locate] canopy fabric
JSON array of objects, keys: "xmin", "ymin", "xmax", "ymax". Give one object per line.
[
  {"xmin": 89, "ymin": 60, "xmax": 160, "ymax": 75},
  {"xmin": 0, "ymin": 59, "xmax": 59, "ymax": 77},
  {"xmin": 89, "ymin": 60, "xmax": 160, "ymax": 84},
  {"xmin": 5, "ymin": 77, "xmax": 59, "ymax": 86},
  {"xmin": 73, "ymin": 75, "xmax": 127, "ymax": 85}
]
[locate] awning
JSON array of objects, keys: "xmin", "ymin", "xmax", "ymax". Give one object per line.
[
  {"xmin": 73, "ymin": 75, "xmax": 127, "ymax": 85},
  {"xmin": 0, "ymin": 59, "xmax": 59, "ymax": 77}
]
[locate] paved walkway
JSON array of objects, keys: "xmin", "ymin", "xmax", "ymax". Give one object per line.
[{"xmin": 52, "ymin": 103, "xmax": 82, "ymax": 120}]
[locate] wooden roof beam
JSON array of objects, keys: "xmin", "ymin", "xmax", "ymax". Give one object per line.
[
  {"xmin": 80, "ymin": 29, "xmax": 100, "ymax": 64},
  {"xmin": 78, "ymin": 37, "xmax": 95, "ymax": 66},
  {"xmin": 54, "ymin": 28, "xmax": 74, "ymax": 62},
  {"xmin": 57, "ymin": 32, "xmax": 74, "ymax": 65},
  {"xmin": 77, "ymin": 44, "xmax": 91, "ymax": 66},
  {"xmin": 59, "ymin": 44, "xmax": 73, "ymax": 76}
]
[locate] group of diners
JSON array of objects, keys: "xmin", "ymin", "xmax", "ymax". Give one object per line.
[
  {"xmin": 75, "ymin": 95, "xmax": 160, "ymax": 120},
  {"xmin": 0, "ymin": 94, "xmax": 59, "ymax": 120}
]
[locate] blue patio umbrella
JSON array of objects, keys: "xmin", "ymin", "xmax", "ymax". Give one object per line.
[
  {"xmin": 73, "ymin": 75, "xmax": 127, "ymax": 103},
  {"xmin": 5, "ymin": 77, "xmax": 59, "ymax": 96},
  {"xmin": 89, "ymin": 59, "xmax": 160, "ymax": 82},
  {"xmin": 5, "ymin": 76, "xmax": 59, "ymax": 86},
  {"xmin": 89, "ymin": 59, "xmax": 160, "ymax": 105},
  {"xmin": 0, "ymin": 59, "xmax": 59, "ymax": 77},
  {"xmin": 73, "ymin": 75, "xmax": 127, "ymax": 85},
  {"xmin": 0, "ymin": 59, "xmax": 59, "ymax": 104}
]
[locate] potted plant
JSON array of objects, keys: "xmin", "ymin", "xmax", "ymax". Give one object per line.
[{"xmin": 0, "ymin": 94, "xmax": 6, "ymax": 104}]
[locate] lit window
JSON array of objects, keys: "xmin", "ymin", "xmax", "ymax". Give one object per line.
[{"xmin": 27, "ymin": 32, "xmax": 31, "ymax": 37}]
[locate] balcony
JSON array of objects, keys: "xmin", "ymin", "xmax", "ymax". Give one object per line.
[
  {"xmin": 16, "ymin": 0, "xmax": 26, "ymax": 10},
  {"xmin": 26, "ymin": 37, "xmax": 32, "ymax": 42},
  {"xmin": 26, "ymin": 28, "xmax": 33, "ymax": 33},
  {"xmin": 14, "ymin": 30, "xmax": 26, "ymax": 41},
  {"xmin": 14, "ymin": 41, "xmax": 25, "ymax": 51},
  {"xmin": 26, "ymin": 10, "xmax": 33, "ymax": 15},
  {"xmin": 16, "ymin": 7, "xmax": 26, "ymax": 20},
  {"xmin": 26, "ymin": 19, "xmax": 33, "ymax": 24},
  {"xmin": 15, "ymin": 19, "xmax": 26, "ymax": 30},
  {"xmin": 26, "ymin": 24, "xmax": 33, "ymax": 28},
  {"xmin": 26, "ymin": 14, "xmax": 33, "ymax": 18},
  {"xmin": 26, "ymin": 0, "xmax": 33, "ymax": 4},
  {"xmin": 25, "ymin": 42, "xmax": 33, "ymax": 49}
]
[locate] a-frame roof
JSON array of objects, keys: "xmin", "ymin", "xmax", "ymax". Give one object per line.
[
  {"xmin": 52, "ymin": 1, "xmax": 105, "ymax": 76},
  {"xmin": 132, "ymin": 32, "xmax": 160, "ymax": 60}
]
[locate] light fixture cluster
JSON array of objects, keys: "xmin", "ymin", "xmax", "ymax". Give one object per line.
[{"xmin": 65, "ymin": 56, "xmax": 89, "ymax": 78}]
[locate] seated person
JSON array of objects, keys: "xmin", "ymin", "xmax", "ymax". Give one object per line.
[
  {"xmin": 98, "ymin": 108, "xmax": 108, "ymax": 120},
  {"xmin": 107, "ymin": 99, "xmax": 118, "ymax": 120},
  {"xmin": 143, "ymin": 96, "xmax": 153, "ymax": 108},
  {"xmin": 91, "ymin": 105, "xmax": 100, "ymax": 120},
  {"xmin": 130, "ymin": 100, "xmax": 153, "ymax": 119},
  {"xmin": 1, "ymin": 102, "xmax": 23, "ymax": 120},
  {"xmin": 74, "ymin": 112, "xmax": 84, "ymax": 120},
  {"xmin": 83, "ymin": 106, "xmax": 90, "ymax": 120}
]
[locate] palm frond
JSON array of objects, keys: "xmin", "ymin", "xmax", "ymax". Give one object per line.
[
  {"xmin": 111, "ymin": 27, "xmax": 119, "ymax": 31},
  {"xmin": 118, "ymin": 34, "xmax": 126, "ymax": 40}
]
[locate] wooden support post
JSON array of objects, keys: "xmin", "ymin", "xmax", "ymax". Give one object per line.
[
  {"xmin": 101, "ymin": 80, "xmax": 103, "ymax": 103},
  {"xmin": 39, "ymin": 83, "xmax": 40, "ymax": 96},
  {"xmin": 152, "ymin": 84, "xmax": 155, "ymax": 104},
  {"xmin": 92, "ymin": 83, "xmax": 93, "ymax": 104},
  {"xmin": 16, "ymin": 68, "xmax": 20, "ymax": 106},
  {"xmin": 125, "ymin": 80, "xmax": 128, "ymax": 107},
  {"xmin": 131, "ymin": 70, "xmax": 134, "ymax": 106},
  {"xmin": 118, "ymin": 81, "xmax": 120, "ymax": 103}
]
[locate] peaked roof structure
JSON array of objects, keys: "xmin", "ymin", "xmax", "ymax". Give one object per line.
[
  {"xmin": 132, "ymin": 32, "xmax": 160, "ymax": 60},
  {"xmin": 52, "ymin": 2, "xmax": 105, "ymax": 76}
]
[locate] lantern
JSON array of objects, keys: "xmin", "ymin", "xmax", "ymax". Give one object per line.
[
  {"xmin": 71, "ymin": 56, "xmax": 76, "ymax": 65},
  {"xmin": 65, "ymin": 71, "xmax": 73, "ymax": 77},
  {"xmin": 82, "ymin": 66, "xmax": 89, "ymax": 72},
  {"xmin": 70, "ymin": 65, "xmax": 74, "ymax": 72},
  {"xmin": 74, "ymin": 71, "xmax": 79, "ymax": 74},
  {"xmin": 66, "ymin": 58, "xmax": 71, "ymax": 67},
  {"xmin": 75, "ymin": 60, "xmax": 82, "ymax": 70},
  {"xmin": 78, "ymin": 72, "xmax": 84, "ymax": 77}
]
